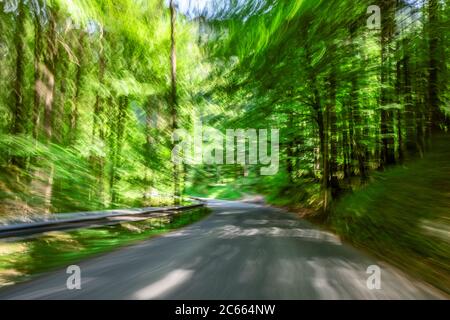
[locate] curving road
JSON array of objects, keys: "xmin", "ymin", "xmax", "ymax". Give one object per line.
[{"xmin": 0, "ymin": 199, "xmax": 444, "ymax": 299}]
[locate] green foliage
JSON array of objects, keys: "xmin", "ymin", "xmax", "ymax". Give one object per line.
[
  {"xmin": 0, "ymin": 0, "xmax": 205, "ymax": 219},
  {"xmin": 193, "ymin": 0, "xmax": 449, "ymax": 211},
  {"xmin": 0, "ymin": 0, "xmax": 449, "ymax": 294},
  {"xmin": 185, "ymin": 0, "xmax": 450, "ymax": 291}
]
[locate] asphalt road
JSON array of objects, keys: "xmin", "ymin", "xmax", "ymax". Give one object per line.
[{"xmin": 0, "ymin": 199, "xmax": 444, "ymax": 299}]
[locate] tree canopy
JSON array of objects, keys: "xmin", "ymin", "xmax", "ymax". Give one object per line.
[{"xmin": 0, "ymin": 0, "xmax": 448, "ymax": 219}]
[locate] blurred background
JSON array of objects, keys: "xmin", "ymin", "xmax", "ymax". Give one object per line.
[{"xmin": 0, "ymin": 0, "xmax": 449, "ymax": 295}]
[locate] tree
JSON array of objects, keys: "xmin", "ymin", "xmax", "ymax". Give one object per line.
[{"xmin": 169, "ymin": 0, "xmax": 180, "ymax": 204}]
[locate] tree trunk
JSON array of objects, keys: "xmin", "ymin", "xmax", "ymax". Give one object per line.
[
  {"xmin": 170, "ymin": 0, "xmax": 180, "ymax": 205},
  {"xmin": 305, "ymin": 42, "xmax": 330, "ymax": 212},
  {"xmin": 33, "ymin": 4, "xmax": 43, "ymax": 140},
  {"xmin": 349, "ymin": 24, "xmax": 366, "ymax": 181},
  {"xmin": 43, "ymin": 9, "xmax": 58, "ymax": 142},
  {"xmin": 395, "ymin": 45, "xmax": 404, "ymax": 163},
  {"xmin": 10, "ymin": 0, "xmax": 27, "ymax": 168},
  {"xmin": 70, "ymin": 33, "xmax": 86, "ymax": 144},
  {"xmin": 379, "ymin": 0, "xmax": 396, "ymax": 168},
  {"xmin": 327, "ymin": 68, "xmax": 340, "ymax": 197},
  {"xmin": 428, "ymin": 0, "xmax": 443, "ymax": 133},
  {"xmin": 90, "ymin": 39, "xmax": 105, "ymax": 206},
  {"xmin": 109, "ymin": 96, "xmax": 127, "ymax": 206},
  {"xmin": 286, "ymin": 113, "xmax": 295, "ymax": 184},
  {"xmin": 41, "ymin": 8, "xmax": 58, "ymax": 213}
]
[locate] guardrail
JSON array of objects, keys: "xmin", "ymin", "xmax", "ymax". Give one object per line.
[{"xmin": 0, "ymin": 199, "xmax": 206, "ymax": 239}]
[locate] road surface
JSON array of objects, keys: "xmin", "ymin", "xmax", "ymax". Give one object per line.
[{"xmin": 0, "ymin": 199, "xmax": 444, "ymax": 299}]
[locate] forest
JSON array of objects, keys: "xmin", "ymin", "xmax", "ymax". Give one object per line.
[{"xmin": 0, "ymin": 0, "xmax": 449, "ymax": 294}]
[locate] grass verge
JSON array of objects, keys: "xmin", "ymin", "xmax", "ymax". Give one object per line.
[
  {"xmin": 327, "ymin": 142, "xmax": 450, "ymax": 295},
  {"xmin": 0, "ymin": 207, "xmax": 210, "ymax": 287}
]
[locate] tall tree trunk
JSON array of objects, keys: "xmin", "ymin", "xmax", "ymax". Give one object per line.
[
  {"xmin": 349, "ymin": 24, "xmax": 366, "ymax": 181},
  {"xmin": 317, "ymin": 108, "xmax": 330, "ymax": 212},
  {"xmin": 305, "ymin": 42, "xmax": 329, "ymax": 212},
  {"xmin": 428, "ymin": 0, "xmax": 443, "ymax": 133},
  {"xmin": 109, "ymin": 96, "xmax": 127, "ymax": 206},
  {"xmin": 92, "ymin": 47, "xmax": 105, "ymax": 141},
  {"xmin": 54, "ymin": 44, "xmax": 68, "ymax": 144},
  {"xmin": 43, "ymin": 9, "xmax": 58, "ymax": 142},
  {"xmin": 90, "ymin": 46, "xmax": 106, "ymax": 206},
  {"xmin": 10, "ymin": 0, "xmax": 27, "ymax": 168},
  {"xmin": 401, "ymin": 38, "xmax": 420, "ymax": 157},
  {"xmin": 395, "ymin": 44, "xmax": 404, "ymax": 163},
  {"xmin": 327, "ymin": 68, "xmax": 340, "ymax": 197},
  {"xmin": 33, "ymin": 4, "xmax": 43, "ymax": 140},
  {"xmin": 41, "ymin": 8, "xmax": 58, "ymax": 213},
  {"xmin": 170, "ymin": 0, "xmax": 180, "ymax": 204},
  {"xmin": 70, "ymin": 32, "xmax": 86, "ymax": 145},
  {"xmin": 286, "ymin": 113, "xmax": 295, "ymax": 184},
  {"xmin": 379, "ymin": 0, "xmax": 396, "ymax": 168},
  {"xmin": 342, "ymin": 115, "xmax": 351, "ymax": 180}
]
